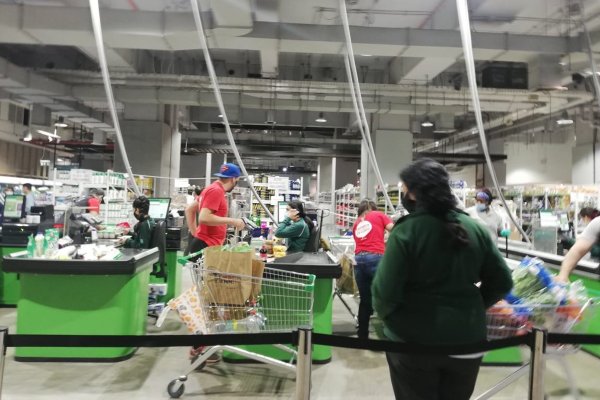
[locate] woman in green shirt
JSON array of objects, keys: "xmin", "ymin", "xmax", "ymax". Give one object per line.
[
  {"xmin": 275, "ymin": 200, "xmax": 312, "ymax": 253},
  {"xmin": 372, "ymin": 159, "xmax": 513, "ymax": 400}
]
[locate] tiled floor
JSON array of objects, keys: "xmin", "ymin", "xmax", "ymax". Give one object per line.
[{"xmin": 0, "ymin": 282, "xmax": 599, "ymax": 399}]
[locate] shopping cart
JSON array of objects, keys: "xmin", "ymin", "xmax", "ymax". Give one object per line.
[
  {"xmin": 328, "ymin": 236, "xmax": 358, "ymax": 325},
  {"xmin": 163, "ymin": 254, "xmax": 315, "ymax": 399},
  {"xmin": 475, "ymin": 298, "xmax": 599, "ymax": 400}
]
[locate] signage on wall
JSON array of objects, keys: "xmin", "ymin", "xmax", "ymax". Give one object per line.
[{"xmin": 268, "ymin": 176, "xmax": 289, "ymax": 191}]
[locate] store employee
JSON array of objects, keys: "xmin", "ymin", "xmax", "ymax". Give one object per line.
[
  {"xmin": 22, "ymin": 183, "xmax": 35, "ymax": 214},
  {"xmin": 558, "ymin": 209, "xmax": 600, "ymax": 283},
  {"xmin": 119, "ymin": 196, "xmax": 155, "ymax": 249}
]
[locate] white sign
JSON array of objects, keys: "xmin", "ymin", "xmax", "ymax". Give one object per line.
[
  {"xmin": 268, "ymin": 176, "xmax": 289, "ymax": 191},
  {"xmin": 174, "ymin": 178, "xmax": 190, "ymax": 188}
]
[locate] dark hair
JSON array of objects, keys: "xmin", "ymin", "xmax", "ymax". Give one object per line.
[
  {"xmin": 400, "ymin": 158, "xmax": 469, "ymax": 247},
  {"xmin": 288, "ymin": 200, "xmax": 313, "ymax": 230},
  {"xmin": 357, "ymin": 199, "xmax": 378, "ymax": 216},
  {"xmin": 476, "ymin": 187, "xmax": 493, "ymax": 205},
  {"xmin": 133, "ymin": 195, "xmax": 150, "ymax": 215},
  {"xmin": 193, "ymin": 187, "xmax": 203, "ymax": 196},
  {"xmin": 23, "ymin": 183, "xmax": 32, "ymax": 190},
  {"xmin": 580, "ymin": 207, "xmax": 600, "ymax": 220}
]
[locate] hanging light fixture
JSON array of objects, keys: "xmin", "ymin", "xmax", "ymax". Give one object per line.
[
  {"xmin": 23, "ymin": 131, "xmax": 32, "ymax": 142},
  {"xmin": 556, "ymin": 110, "xmax": 573, "ymax": 125},
  {"xmin": 54, "ymin": 116, "xmax": 68, "ymax": 128},
  {"xmin": 421, "ymin": 116, "xmax": 434, "ymax": 128},
  {"xmin": 315, "ymin": 112, "xmax": 327, "ymax": 123}
]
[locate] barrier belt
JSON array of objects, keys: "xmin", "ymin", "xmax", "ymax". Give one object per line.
[
  {"xmin": 6, "ymin": 333, "xmax": 295, "ymax": 348},
  {"xmin": 5, "ymin": 332, "xmax": 531, "ymax": 355},
  {"xmin": 547, "ymin": 333, "xmax": 600, "ymax": 346},
  {"xmin": 312, "ymin": 334, "xmax": 530, "ymax": 355}
]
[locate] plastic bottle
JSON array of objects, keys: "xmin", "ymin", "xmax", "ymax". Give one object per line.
[
  {"xmin": 26, "ymin": 235, "xmax": 35, "ymax": 258},
  {"xmin": 259, "ymin": 245, "xmax": 268, "ymax": 261},
  {"xmin": 34, "ymin": 233, "xmax": 44, "ymax": 258}
]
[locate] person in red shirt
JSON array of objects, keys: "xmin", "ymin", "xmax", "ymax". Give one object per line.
[
  {"xmin": 352, "ymin": 199, "xmax": 393, "ymax": 338},
  {"xmin": 186, "ymin": 163, "xmax": 246, "ymax": 255},
  {"xmin": 86, "ymin": 189, "xmax": 104, "ymax": 215}
]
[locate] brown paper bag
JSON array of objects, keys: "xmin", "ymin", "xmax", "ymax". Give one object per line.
[
  {"xmin": 251, "ymin": 259, "xmax": 266, "ymax": 298},
  {"xmin": 202, "ymin": 245, "xmax": 254, "ymax": 305}
]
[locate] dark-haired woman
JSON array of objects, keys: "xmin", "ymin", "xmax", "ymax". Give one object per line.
[
  {"xmin": 275, "ymin": 200, "xmax": 312, "ymax": 253},
  {"xmin": 352, "ymin": 199, "xmax": 393, "ymax": 338},
  {"xmin": 120, "ymin": 196, "xmax": 155, "ymax": 249},
  {"xmin": 372, "ymin": 159, "xmax": 513, "ymax": 400}
]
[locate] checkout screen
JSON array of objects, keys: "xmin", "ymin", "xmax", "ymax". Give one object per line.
[
  {"xmin": 3, "ymin": 195, "xmax": 24, "ymax": 219},
  {"xmin": 148, "ymin": 198, "xmax": 170, "ymax": 220}
]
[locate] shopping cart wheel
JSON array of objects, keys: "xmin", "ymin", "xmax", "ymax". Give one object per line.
[{"xmin": 167, "ymin": 379, "xmax": 185, "ymax": 399}]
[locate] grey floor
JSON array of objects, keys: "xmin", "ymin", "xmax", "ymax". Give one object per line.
[{"xmin": 1, "ymin": 282, "xmax": 600, "ymax": 399}]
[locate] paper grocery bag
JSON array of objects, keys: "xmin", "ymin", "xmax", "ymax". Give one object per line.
[
  {"xmin": 251, "ymin": 258, "xmax": 266, "ymax": 299},
  {"xmin": 202, "ymin": 245, "xmax": 254, "ymax": 305}
]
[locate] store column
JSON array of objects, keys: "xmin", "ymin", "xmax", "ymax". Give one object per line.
[{"xmin": 113, "ymin": 104, "xmax": 181, "ymax": 197}]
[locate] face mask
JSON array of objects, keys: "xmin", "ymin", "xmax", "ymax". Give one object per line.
[
  {"xmin": 579, "ymin": 219, "xmax": 588, "ymax": 228},
  {"xmin": 5, "ymin": 191, "xmax": 13, "ymax": 196},
  {"xmin": 287, "ymin": 209, "xmax": 299, "ymax": 219},
  {"xmin": 401, "ymin": 194, "xmax": 417, "ymax": 213},
  {"xmin": 476, "ymin": 203, "xmax": 487, "ymax": 212}
]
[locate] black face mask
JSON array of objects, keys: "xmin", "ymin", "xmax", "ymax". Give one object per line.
[{"xmin": 401, "ymin": 193, "xmax": 417, "ymax": 213}]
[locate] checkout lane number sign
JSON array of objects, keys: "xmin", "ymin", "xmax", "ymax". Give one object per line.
[{"xmin": 354, "ymin": 220, "xmax": 372, "ymax": 238}]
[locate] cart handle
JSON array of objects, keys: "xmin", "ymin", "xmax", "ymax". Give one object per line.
[{"xmin": 177, "ymin": 249, "xmax": 204, "ymax": 265}]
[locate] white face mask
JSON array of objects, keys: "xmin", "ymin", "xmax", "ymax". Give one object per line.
[
  {"xmin": 476, "ymin": 203, "xmax": 487, "ymax": 212},
  {"xmin": 287, "ymin": 209, "xmax": 299, "ymax": 219}
]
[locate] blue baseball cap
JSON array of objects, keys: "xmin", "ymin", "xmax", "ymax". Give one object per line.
[{"xmin": 214, "ymin": 163, "xmax": 241, "ymax": 178}]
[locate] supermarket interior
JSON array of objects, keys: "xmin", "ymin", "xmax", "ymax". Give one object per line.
[{"xmin": 2, "ymin": 0, "xmax": 600, "ymax": 399}]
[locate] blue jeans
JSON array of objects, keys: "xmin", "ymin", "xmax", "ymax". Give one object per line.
[{"xmin": 354, "ymin": 252, "xmax": 383, "ymax": 338}]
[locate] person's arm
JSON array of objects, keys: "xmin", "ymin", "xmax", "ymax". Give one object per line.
[
  {"xmin": 479, "ymin": 232, "xmax": 513, "ymax": 307},
  {"xmin": 185, "ymin": 201, "xmax": 199, "ymax": 234},
  {"xmin": 198, "ymin": 207, "xmax": 245, "ymax": 230},
  {"xmin": 275, "ymin": 218, "xmax": 305, "ymax": 238},
  {"xmin": 125, "ymin": 220, "xmax": 153, "ymax": 249},
  {"xmin": 372, "ymin": 229, "xmax": 409, "ymax": 319},
  {"xmin": 557, "ymin": 238, "xmax": 594, "ymax": 283}
]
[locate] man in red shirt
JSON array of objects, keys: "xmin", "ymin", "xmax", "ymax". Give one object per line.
[{"xmin": 186, "ymin": 163, "xmax": 246, "ymax": 254}]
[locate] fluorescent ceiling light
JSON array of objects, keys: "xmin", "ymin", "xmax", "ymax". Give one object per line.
[
  {"xmin": 556, "ymin": 111, "xmax": 573, "ymax": 125},
  {"xmin": 357, "ymin": 169, "xmax": 361, "ymax": 173},
  {"xmin": 311, "ymin": 173, "xmax": 317, "ymax": 177},
  {"xmin": 218, "ymin": 114, "xmax": 223, "ymax": 118},
  {"xmin": 360, "ymin": 54, "xmax": 372, "ymax": 57},
  {"xmin": 54, "ymin": 116, "xmax": 68, "ymax": 128},
  {"xmin": 421, "ymin": 117, "xmax": 434, "ymax": 128},
  {"xmin": 282, "ymin": 167, "xmax": 288, "ymax": 172},
  {"xmin": 435, "ymin": 141, "xmax": 440, "ymax": 147},
  {"xmin": 23, "ymin": 132, "xmax": 32, "ymax": 141},
  {"xmin": 37, "ymin": 129, "xmax": 61, "ymax": 141},
  {"xmin": 315, "ymin": 112, "xmax": 327, "ymax": 123}
]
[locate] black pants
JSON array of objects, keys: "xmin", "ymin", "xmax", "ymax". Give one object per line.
[
  {"xmin": 188, "ymin": 237, "xmax": 209, "ymax": 260},
  {"xmin": 184, "ymin": 232, "xmax": 195, "ymax": 256},
  {"xmin": 385, "ymin": 352, "xmax": 482, "ymax": 400}
]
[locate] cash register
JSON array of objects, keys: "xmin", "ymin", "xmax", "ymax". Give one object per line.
[{"xmin": 1, "ymin": 195, "xmax": 38, "ymax": 245}]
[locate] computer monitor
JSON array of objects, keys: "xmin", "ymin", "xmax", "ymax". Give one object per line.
[
  {"xmin": 539, "ymin": 210, "xmax": 558, "ymax": 228},
  {"xmin": 277, "ymin": 201, "xmax": 288, "ymax": 223},
  {"xmin": 148, "ymin": 198, "xmax": 171, "ymax": 220},
  {"xmin": 2, "ymin": 195, "xmax": 25, "ymax": 221}
]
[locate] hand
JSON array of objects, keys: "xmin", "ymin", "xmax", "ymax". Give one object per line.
[
  {"xmin": 555, "ymin": 274, "xmax": 570, "ymax": 284},
  {"xmin": 232, "ymin": 218, "xmax": 246, "ymax": 231}
]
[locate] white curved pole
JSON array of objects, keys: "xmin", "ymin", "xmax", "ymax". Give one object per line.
[
  {"xmin": 88, "ymin": 0, "xmax": 140, "ymax": 196},
  {"xmin": 338, "ymin": 0, "xmax": 396, "ymax": 212},
  {"xmin": 189, "ymin": 0, "xmax": 277, "ymax": 225},
  {"xmin": 456, "ymin": 0, "xmax": 531, "ymax": 244}
]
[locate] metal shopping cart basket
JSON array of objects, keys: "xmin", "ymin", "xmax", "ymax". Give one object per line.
[
  {"xmin": 162, "ymin": 253, "xmax": 315, "ymax": 399},
  {"xmin": 474, "ymin": 298, "xmax": 599, "ymax": 400}
]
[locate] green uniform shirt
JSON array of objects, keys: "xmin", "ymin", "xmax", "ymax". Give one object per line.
[
  {"xmin": 125, "ymin": 217, "xmax": 155, "ymax": 249},
  {"xmin": 275, "ymin": 217, "xmax": 310, "ymax": 253},
  {"xmin": 372, "ymin": 209, "xmax": 513, "ymax": 345}
]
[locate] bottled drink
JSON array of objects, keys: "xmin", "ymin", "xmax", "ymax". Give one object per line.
[{"xmin": 259, "ymin": 245, "xmax": 268, "ymax": 260}]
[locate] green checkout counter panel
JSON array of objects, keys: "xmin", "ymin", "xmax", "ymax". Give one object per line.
[
  {"xmin": 223, "ymin": 251, "xmax": 342, "ymax": 364},
  {"xmin": 0, "ymin": 243, "xmax": 25, "ymax": 306},
  {"xmin": 486, "ymin": 242, "xmax": 600, "ymax": 365},
  {"xmin": 3, "ymin": 248, "xmax": 158, "ymax": 362}
]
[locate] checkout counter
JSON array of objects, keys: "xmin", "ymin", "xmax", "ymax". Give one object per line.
[
  {"xmin": 483, "ymin": 240, "xmax": 600, "ymax": 365},
  {"xmin": 0, "ymin": 202, "xmax": 54, "ymax": 306},
  {"xmin": 223, "ymin": 251, "xmax": 342, "ymax": 364},
  {"xmin": 3, "ymin": 247, "xmax": 158, "ymax": 361}
]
